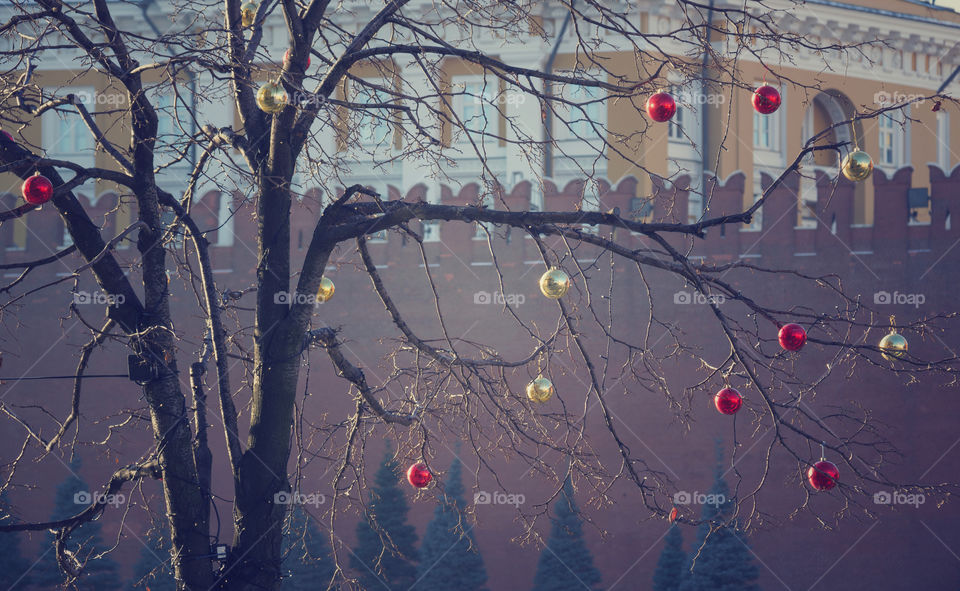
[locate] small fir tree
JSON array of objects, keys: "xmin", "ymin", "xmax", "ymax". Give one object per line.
[
  {"xmin": 415, "ymin": 455, "xmax": 488, "ymax": 591},
  {"xmin": 31, "ymin": 457, "xmax": 122, "ymax": 590},
  {"xmin": 531, "ymin": 477, "xmax": 602, "ymax": 591},
  {"xmin": 678, "ymin": 450, "xmax": 760, "ymax": 591},
  {"xmin": 652, "ymin": 524, "xmax": 686, "ymax": 591},
  {"xmin": 351, "ymin": 448, "xmax": 418, "ymax": 590},
  {"xmin": 281, "ymin": 505, "xmax": 336, "ymax": 589},
  {"xmin": 0, "ymin": 491, "xmax": 34, "ymax": 590}
]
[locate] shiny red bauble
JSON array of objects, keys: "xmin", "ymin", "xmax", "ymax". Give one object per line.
[
  {"xmin": 752, "ymin": 85, "xmax": 781, "ymax": 115},
  {"xmin": 646, "ymin": 92, "xmax": 677, "ymax": 122},
  {"xmin": 22, "ymin": 174, "xmax": 54, "ymax": 205},
  {"xmin": 714, "ymin": 387, "xmax": 743, "ymax": 415},
  {"xmin": 406, "ymin": 463, "xmax": 432, "ymax": 488},
  {"xmin": 283, "ymin": 48, "xmax": 310, "ymax": 68},
  {"xmin": 807, "ymin": 460, "xmax": 840, "ymax": 491},
  {"xmin": 778, "ymin": 323, "xmax": 807, "ymax": 352},
  {"xmin": 1, "ymin": 130, "xmax": 13, "ymax": 142}
]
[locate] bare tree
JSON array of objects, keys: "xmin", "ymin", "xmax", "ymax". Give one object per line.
[{"xmin": 0, "ymin": 0, "xmax": 956, "ymax": 589}]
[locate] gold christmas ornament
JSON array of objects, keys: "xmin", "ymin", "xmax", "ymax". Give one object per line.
[
  {"xmin": 841, "ymin": 150, "xmax": 873, "ymax": 182},
  {"xmin": 526, "ymin": 376, "xmax": 555, "ymax": 403},
  {"xmin": 315, "ymin": 277, "xmax": 335, "ymax": 303},
  {"xmin": 539, "ymin": 267, "xmax": 570, "ymax": 299},
  {"xmin": 879, "ymin": 330, "xmax": 908, "ymax": 361},
  {"xmin": 256, "ymin": 82, "xmax": 287, "ymax": 114},
  {"xmin": 240, "ymin": 1, "xmax": 257, "ymax": 26}
]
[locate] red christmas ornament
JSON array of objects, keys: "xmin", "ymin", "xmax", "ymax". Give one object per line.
[
  {"xmin": 807, "ymin": 460, "xmax": 839, "ymax": 491},
  {"xmin": 778, "ymin": 323, "xmax": 807, "ymax": 352},
  {"xmin": 668, "ymin": 507, "xmax": 679, "ymax": 523},
  {"xmin": 714, "ymin": 387, "xmax": 743, "ymax": 415},
  {"xmin": 646, "ymin": 91, "xmax": 677, "ymax": 122},
  {"xmin": 22, "ymin": 174, "xmax": 54, "ymax": 205},
  {"xmin": 1, "ymin": 130, "xmax": 12, "ymax": 142},
  {"xmin": 283, "ymin": 48, "xmax": 310, "ymax": 68},
  {"xmin": 752, "ymin": 85, "xmax": 781, "ymax": 115},
  {"xmin": 406, "ymin": 463, "xmax": 432, "ymax": 488}
]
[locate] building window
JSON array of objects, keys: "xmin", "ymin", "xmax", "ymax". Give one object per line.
[
  {"xmin": 937, "ymin": 110, "xmax": 950, "ymax": 171},
  {"xmin": 454, "ymin": 78, "xmax": 497, "ymax": 139},
  {"xmin": 473, "ymin": 193, "xmax": 494, "ymax": 239},
  {"xmin": 668, "ymin": 103, "xmax": 685, "ymax": 141},
  {"xmin": 422, "ymin": 221, "xmax": 440, "ymax": 242},
  {"xmin": 753, "ymin": 110, "xmax": 775, "ymax": 150},
  {"xmin": 42, "ymin": 86, "xmax": 95, "ymax": 168},
  {"xmin": 355, "ymin": 82, "xmax": 393, "ymax": 147},
  {"xmin": 555, "ymin": 79, "xmax": 606, "ymax": 141},
  {"xmin": 878, "ymin": 113, "xmax": 897, "ymax": 166}
]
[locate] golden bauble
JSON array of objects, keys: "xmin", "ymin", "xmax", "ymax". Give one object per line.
[
  {"xmin": 841, "ymin": 150, "xmax": 873, "ymax": 182},
  {"xmin": 526, "ymin": 376, "xmax": 555, "ymax": 403},
  {"xmin": 539, "ymin": 268, "xmax": 570, "ymax": 299},
  {"xmin": 315, "ymin": 277, "xmax": 335, "ymax": 303},
  {"xmin": 256, "ymin": 82, "xmax": 287, "ymax": 114},
  {"xmin": 240, "ymin": 1, "xmax": 257, "ymax": 27},
  {"xmin": 879, "ymin": 331, "xmax": 908, "ymax": 361}
]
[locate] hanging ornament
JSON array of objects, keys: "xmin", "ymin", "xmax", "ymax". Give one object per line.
[
  {"xmin": 256, "ymin": 82, "xmax": 288, "ymax": 114},
  {"xmin": 646, "ymin": 91, "xmax": 677, "ymax": 122},
  {"xmin": 1, "ymin": 130, "xmax": 13, "ymax": 142},
  {"xmin": 714, "ymin": 387, "xmax": 743, "ymax": 415},
  {"xmin": 539, "ymin": 267, "xmax": 570, "ymax": 299},
  {"xmin": 22, "ymin": 173, "xmax": 54, "ymax": 205},
  {"xmin": 807, "ymin": 459, "xmax": 839, "ymax": 491},
  {"xmin": 406, "ymin": 463, "xmax": 432, "ymax": 488},
  {"xmin": 283, "ymin": 48, "xmax": 310, "ymax": 69},
  {"xmin": 752, "ymin": 85, "xmax": 781, "ymax": 115},
  {"xmin": 879, "ymin": 317, "xmax": 908, "ymax": 362},
  {"xmin": 240, "ymin": 1, "xmax": 257, "ymax": 27},
  {"xmin": 315, "ymin": 277, "xmax": 335, "ymax": 303},
  {"xmin": 668, "ymin": 507, "xmax": 679, "ymax": 523},
  {"xmin": 526, "ymin": 375, "xmax": 555, "ymax": 403},
  {"xmin": 778, "ymin": 323, "xmax": 807, "ymax": 352},
  {"xmin": 841, "ymin": 150, "xmax": 873, "ymax": 182},
  {"xmin": 879, "ymin": 331, "xmax": 907, "ymax": 361}
]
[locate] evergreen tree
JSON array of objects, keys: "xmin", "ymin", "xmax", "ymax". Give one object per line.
[
  {"xmin": 282, "ymin": 505, "xmax": 336, "ymax": 590},
  {"xmin": 126, "ymin": 527, "xmax": 175, "ymax": 590},
  {"xmin": 415, "ymin": 455, "xmax": 488, "ymax": 591},
  {"xmin": 531, "ymin": 477, "xmax": 602, "ymax": 591},
  {"xmin": 32, "ymin": 457, "xmax": 122, "ymax": 590},
  {"xmin": 0, "ymin": 491, "xmax": 34, "ymax": 590},
  {"xmin": 678, "ymin": 451, "xmax": 760, "ymax": 591},
  {"xmin": 351, "ymin": 448, "xmax": 418, "ymax": 590},
  {"xmin": 652, "ymin": 524, "xmax": 686, "ymax": 591}
]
